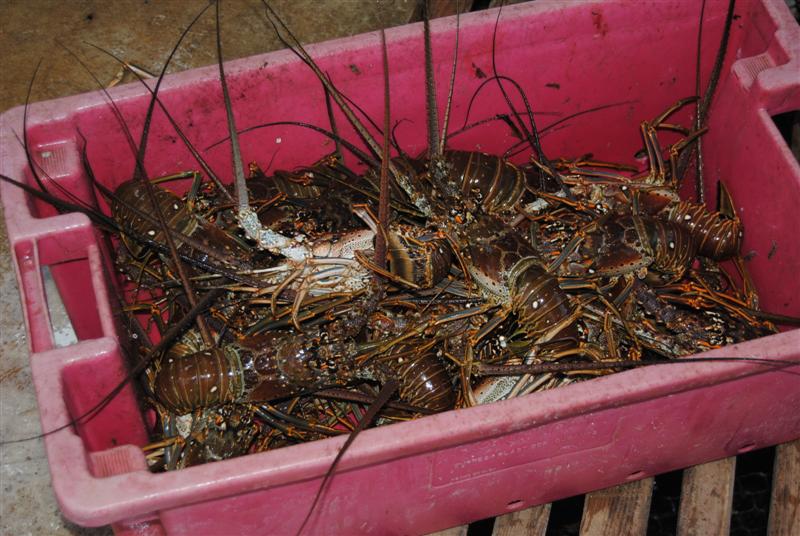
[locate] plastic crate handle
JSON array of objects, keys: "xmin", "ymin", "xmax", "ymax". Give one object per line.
[{"xmin": 13, "ymin": 238, "xmax": 56, "ymax": 353}]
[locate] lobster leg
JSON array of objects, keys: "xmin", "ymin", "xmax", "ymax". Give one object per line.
[
  {"xmin": 667, "ymin": 127, "xmax": 707, "ymax": 189},
  {"xmin": 640, "ymin": 122, "xmax": 667, "ymax": 185}
]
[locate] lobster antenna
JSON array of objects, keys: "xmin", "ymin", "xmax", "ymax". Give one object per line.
[
  {"xmin": 698, "ymin": 0, "xmax": 736, "ymax": 126},
  {"xmin": 422, "ymin": 1, "xmax": 441, "ymax": 160},
  {"xmin": 695, "ymin": 0, "xmax": 736, "ymax": 203},
  {"xmin": 337, "ymin": 86, "xmax": 405, "ymax": 156},
  {"xmin": 438, "ymin": 0, "xmax": 461, "ymax": 156},
  {"xmin": 462, "ymin": 74, "xmax": 556, "ymax": 138},
  {"xmin": 68, "ymin": 3, "xmax": 220, "ymax": 348},
  {"xmin": 675, "ymin": 0, "xmax": 736, "ymax": 196},
  {"xmin": 486, "ymin": 5, "xmax": 570, "ymax": 197},
  {"xmin": 501, "ymin": 101, "xmax": 635, "ymax": 159},
  {"xmin": 85, "ymin": 42, "xmax": 235, "ymax": 203},
  {"xmin": 20, "ymin": 52, "xmax": 138, "ymax": 220},
  {"xmin": 692, "ymin": 0, "xmax": 709, "ymax": 203},
  {"xmin": 40, "ymin": 33, "xmax": 250, "ymax": 280},
  {"xmin": 63, "ymin": 33, "xmax": 201, "ymax": 187},
  {"xmin": 126, "ymin": 0, "xmax": 218, "ymax": 346},
  {"xmin": 697, "ymin": 0, "xmax": 735, "ymax": 132},
  {"xmin": 259, "ymin": 0, "xmax": 432, "ymax": 215},
  {"xmin": 132, "ymin": 1, "xmax": 213, "ymax": 181},
  {"xmin": 323, "ymin": 86, "xmax": 344, "ymax": 163},
  {"xmin": 21, "ymin": 59, "xmax": 48, "ymax": 193},
  {"xmin": 207, "ymin": 120, "xmax": 379, "ymax": 168},
  {"xmin": 375, "ymin": 28, "xmax": 392, "ymax": 269},
  {"xmin": 475, "ymin": 356, "xmax": 800, "ymax": 377},
  {"xmin": 55, "ymin": 46, "xmax": 247, "ymax": 277},
  {"xmin": 296, "ymin": 379, "xmax": 399, "ymax": 535},
  {"xmin": 215, "ymin": 0, "xmax": 249, "ymax": 215},
  {"xmin": 51, "ymin": 44, "xmax": 141, "ymax": 184},
  {"xmin": 489, "ymin": 7, "xmax": 539, "ymax": 160},
  {"xmin": 218, "ymin": 2, "xmax": 311, "ymax": 262},
  {"xmin": 260, "ymin": 1, "xmax": 380, "ymax": 160},
  {"xmin": 315, "ymin": 388, "xmax": 434, "ymax": 415}
]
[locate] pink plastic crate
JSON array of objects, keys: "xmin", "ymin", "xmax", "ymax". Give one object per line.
[{"xmin": 1, "ymin": 1, "xmax": 799, "ymax": 534}]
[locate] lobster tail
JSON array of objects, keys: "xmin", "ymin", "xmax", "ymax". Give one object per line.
[
  {"xmin": 508, "ymin": 257, "xmax": 578, "ymax": 342},
  {"xmin": 449, "ymin": 150, "xmax": 527, "ymax": 215},
  {"xmin": 154, "ymin": 347, "xmax": 245, "ymax": 414},
  {"xmin": 641, "ymin": 217, "xmax": 697, "ymax": 283},
  {"xmin": 112, "ymin": 180, "xmax": 199, "ymax": 258},
  {"xmin": 381, "ymin": 347, "xmax": 456, "ymax": 413},
  {"xmin": 664, "ymin": 201, "xmax": 741, "ymax": 260}
]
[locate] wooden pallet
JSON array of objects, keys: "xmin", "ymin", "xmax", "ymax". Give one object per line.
[{"xmin": 429, "ymin": 439, "xmax": 800, "ymax": 536}]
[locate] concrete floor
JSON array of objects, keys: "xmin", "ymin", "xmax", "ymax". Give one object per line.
[{"xmin": 0, "ymin": 1, "xmax": 415, "ymax": 534}]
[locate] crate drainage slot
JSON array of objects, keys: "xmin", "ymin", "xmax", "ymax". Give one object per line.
[
  {"xmin": 42, "ymin": 266, "xmax": 77, "ymax": 348},
  {"xmin": 627, "ymin": 470, "xmax": 646, "ymax": 480},
  {"xmin": 505, "ymin": 499, "xmax": 524, "ymax": 510},
  {"xmin": 737, "ymin": 443, "xmax": 757, "ymax": 454}
]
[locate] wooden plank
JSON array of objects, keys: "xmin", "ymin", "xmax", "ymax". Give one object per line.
[
  {"xmin": 579, "ymin": 478, "xmax": 654, "ymax": 535},
  {"xmin": 677, "ymin": 457, "xmax": 736, "ymax": 536},
  {"xmin": 426, "ymin": 524, "xmax": 469, "ymax": 536},
  {"xmin": 493, "ymin": 503, "xmax": 551, "ymax": 536},
  {"xmin": 768, "ymin": 439, "xmax": 800, "ymax": 535}
]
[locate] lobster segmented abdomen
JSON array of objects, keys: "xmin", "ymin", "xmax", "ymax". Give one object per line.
[
  {"xmin": 153, "ymin": 332, "xmax": 365, "ymax": 414},
  {"xmin": 112, "ymin": 180, "xmax": 199, "ymax": 258},
  {"xmin": 112, "ymin": 179, "xmax": 248, "ymax": 263},
  {"xmin": 382, "ymin": 348, "xmax": 456, "ymax": 413},
  {"xmin": 582, "ymin": 215, "xmax": 697, "ymax": 283},
  {"xmin": 642, "ymin": 217, "xmax": 697, "ymax": 282},
  {"xmin": 508, "ymin": 257, "xmax": 579, "ymax": 342},
  {"xmin": 663, "ymin": 201, "xmax": 742, "ymax": 260},
  {"xmin": 449, "ymin": 150, "xmax": 527, "ymax": 215},
  {"xmin": 154, "ymin": 347, "xmax": 245, "ymax": 414}
]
